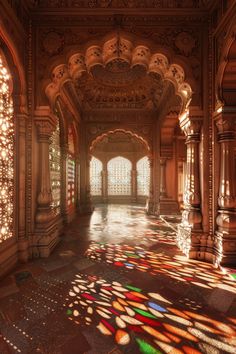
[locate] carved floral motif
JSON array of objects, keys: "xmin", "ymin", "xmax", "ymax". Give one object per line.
[
  {"xmin": 175, "ymin": 31, "xmax": 196, "ymax": 56},
  {"xmin": 42, "ymin": 31, "xmax": 64, "ymax": 56}
]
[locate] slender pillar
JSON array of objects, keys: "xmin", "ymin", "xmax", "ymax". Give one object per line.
[
  {"xmin": 33, "ymin": 107, "xmax": 61, "ymax": 257},
  {"xmin": 214, "ymin": 109, "xmax": 236, "ymax": 265},
  {"xmin": 75, "ymin": 155, "xmax": 80, "ymax": 212},
  {"xmin": 60, "ymin": 144, "xmax": 69, "ymax": 223},
  {"xmin": 160, "ymin": 158, "xmax": 168, "ymax": 199},
  {"xmin": 17, "ymin": 113, "xmax": 29, "ymax": 262},
  {"xmin": 177, "ymin": 159, "xmax": 184, "ymax": 209},
  {"xmin": 131, "ymin": 163, "xmax": 137, "ymax": 203},
  {"xmin": 79, "ymin": 122, "xmax": 93, "ymax": 213},
  {"xmin": 146, "ymin": 156, "xmax": 155, "ymax": 214},
  {"xmin": 102, "ymin": 162, "xmax": 108, "ymax": 203},
  {"xmin": 177, "ymin": 110, "xmax": 203, "ymax": 258}
]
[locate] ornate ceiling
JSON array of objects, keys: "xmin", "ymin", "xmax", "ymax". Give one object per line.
[
  {"xmin": 74, "ymin": 69, "xmax": 164, "ymax": 110},
  {"xmin": 34, "ymin": 0, "xmax": 214, "ymax": 10}
]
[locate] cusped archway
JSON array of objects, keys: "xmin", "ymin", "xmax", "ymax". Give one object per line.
[{"xmin": 44, "ymin": 32, "xmax": 194, "ymax": 115}]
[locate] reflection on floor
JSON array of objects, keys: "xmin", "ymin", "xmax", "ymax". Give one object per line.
[{"xmin": 0, "ymin": 205, "xmax": 236, "ymax": 354}]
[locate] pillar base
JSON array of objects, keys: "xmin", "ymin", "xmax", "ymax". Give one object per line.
[
  {"xmin": 0, "ymin": 238, "xmax": 18, "ymax": 278},
  {"xmin": 18, "ymin": 238, "xmax": 29, "ymax": 263},
  {"xmin": 159, "ymin": 199, "xmax": 179, "ymax": 214},
  {"xmin": 214, "ymin": 230, "xmax": 236, "ymax": 266},
  {"xmin": 32, "ymin": 214, "xmax": 63, "ymax": 258},
  {"xmin": 177, "ymin": 224, "xmax": 213, "ymax": 261},
  {"xmin": 145, "ymin": 199, "xmax": 158, "ymax": 215},
  {"xmin": 79, "ymin": 200, "xmax": 94, "ymax": 214}
]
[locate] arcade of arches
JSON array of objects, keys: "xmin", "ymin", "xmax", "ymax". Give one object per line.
[{"xmin": 0, "ymin": 1, "xmax": 236, "ymax": 353}]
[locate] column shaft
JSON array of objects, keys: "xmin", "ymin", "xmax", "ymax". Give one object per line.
[{"xmin": 215, "ymin": 110, "xmax": 236, "ymax": 265}]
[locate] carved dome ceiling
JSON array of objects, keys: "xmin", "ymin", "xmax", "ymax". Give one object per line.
[{"xmin": 74, "ymin": 69, "xmax": 164, "ymax": 110}]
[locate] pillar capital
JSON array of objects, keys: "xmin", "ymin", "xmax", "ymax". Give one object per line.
[
  {"xmin": 179, "ymin": 108, "xmax": 203, "ymax": 140},
  {"xmin": 34, "ymin": 106, "xmax": 57, "ymax": 141},
  {"xmin": 214, "ymin": 108, "xmax": 236, "ymax": 141},
  {"xmin": 160, "ymin": 157, "xmax": 167, "ymax": 166}
]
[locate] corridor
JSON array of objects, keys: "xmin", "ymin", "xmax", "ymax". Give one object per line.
[{"xmin": 0, "ymin": 205, "xmax": 236, "ymax": 354}]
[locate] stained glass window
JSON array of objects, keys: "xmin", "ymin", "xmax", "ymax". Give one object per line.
[
  {"xmin": 137, "ymin": 156, "xmax": 150, "ymax": 196},
  {"xmin": 67, "ymin": 126, "xmax": 76, "ymax": 208},
  {"xmin": 90, "ymin": 157, "xmax": 102, "ymax": 196},
  {"xmin": 0, "ymin": 55, "xmax": 14, "ymax": 243},
  {"xmin": 49, "ymin": 117, "xmax": 61, "ymax": 213},
  {"xmin": 108, "ymin": 157, "xmax": 131, "ymax": 196}
]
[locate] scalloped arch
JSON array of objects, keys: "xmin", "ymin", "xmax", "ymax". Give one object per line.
[
  {"xmin": 45, "ymin": 34, "xmax": 194, "ymax": 112},
  {"xmin": 89, "ymin": 129, "xmax": 151, "ymax": 154}
]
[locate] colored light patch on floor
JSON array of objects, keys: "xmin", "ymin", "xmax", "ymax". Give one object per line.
[
  {"xmin": 85, "ymin": 242, "xmax": 236, "ymax": 293},
  {"xmin": 64, "ymin": 272, "xmax": 236, "ymax": 354}
]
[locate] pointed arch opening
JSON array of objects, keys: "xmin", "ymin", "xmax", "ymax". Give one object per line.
[{"xmin": 108, "ymin": 157, "xmax": 132, "ymax": 197}]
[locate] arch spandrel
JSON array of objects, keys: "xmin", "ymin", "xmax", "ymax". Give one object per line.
[{"xmin": 215, "ymin": 23, "xmax": 236, "ymax": 108}]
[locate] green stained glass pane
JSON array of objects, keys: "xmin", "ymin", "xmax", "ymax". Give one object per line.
[
  {"xmin": 126, "ymin": 285, "xmax": 142, "ymax": 292},
  {"xmin": 134, "ymin": 308, "xmax": 157, "ymax": 319},
  {"xmin": 125, "ymin": 253, "xmax": 139, "ymax": 258},
  {"xmin": 135, "ymin": 338, "xmax": 162, "ymax": 354},
  {"xmin": 67, "ymin": 309, "xmax": 72, "ymax": 315},
  {"xmin": 230, "ymin": 273, "xmax": 236, "ymax": 279}
]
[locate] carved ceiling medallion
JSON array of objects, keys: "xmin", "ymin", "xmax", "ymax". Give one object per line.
[{"xmin": 42, "ymin": 31, "xmax": 64, "ymax": 56}]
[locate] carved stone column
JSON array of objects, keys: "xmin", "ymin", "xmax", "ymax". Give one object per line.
[
  {"xmin": 17, "ymin": 113, "xmax": 29, "ymax": 262},
  {"xmin": 159, "ymin": 156, "xmax": 179, "ymax": 214},
  {"xmin": 214, "ymin": 109, "xmax": 236, "ymax": 265},
  {"xmin": 75, "ymin": 155, "xmax": 80, "ymax": 212},
  {"xmin": 60, "ymin": 144, "xmax": 69, "ymax": 224},
  {"xmin": 146, "ymin": 156, "xmax": 155, "ymax": 214},
  {"xmin": 33, "ymin": 107, "xmax": 60, "ymax": 257},
  {"xmin": 102, "ymin": 162, "xmax": 108, "ymax": 203},
  {"xmin": 79, "ymin": 125, "xmax": 93, "ymax": 213},
  {"xmin": 177, "ymin": 110, "xmax": 203, "ymax": 258},
  {"xmin": 178, "ymin": 159, "xmax": 184, "ymax": 208},
  {"xmin": 131, "ymin": 164, "xmax": 137, "ymax": 203},
  {"xmin": 160, "ymin": 158, "xmax": 167, "ymax": 199}
]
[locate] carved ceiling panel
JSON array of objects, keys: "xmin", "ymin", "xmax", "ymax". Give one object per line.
[
  {"xmin": 35, "ymin": 0, "xmax": 213, "ymax": 9},
  {"xmin": 75, "ymin": 72, "xmax": 164, "ymax": 110}
]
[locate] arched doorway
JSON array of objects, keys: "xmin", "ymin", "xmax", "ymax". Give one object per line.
[
  {"xmin": 89, "ymin": 130, "xmax": 151, "ymax": 205},
  {"xmin": 108, "ymin": 156, "xmax": 132, "ymax": 200}
]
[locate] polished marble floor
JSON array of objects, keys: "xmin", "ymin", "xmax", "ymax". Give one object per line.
[{"xmin": 0, "ymin": 205, "xmax": 236, "ymax": 354}]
